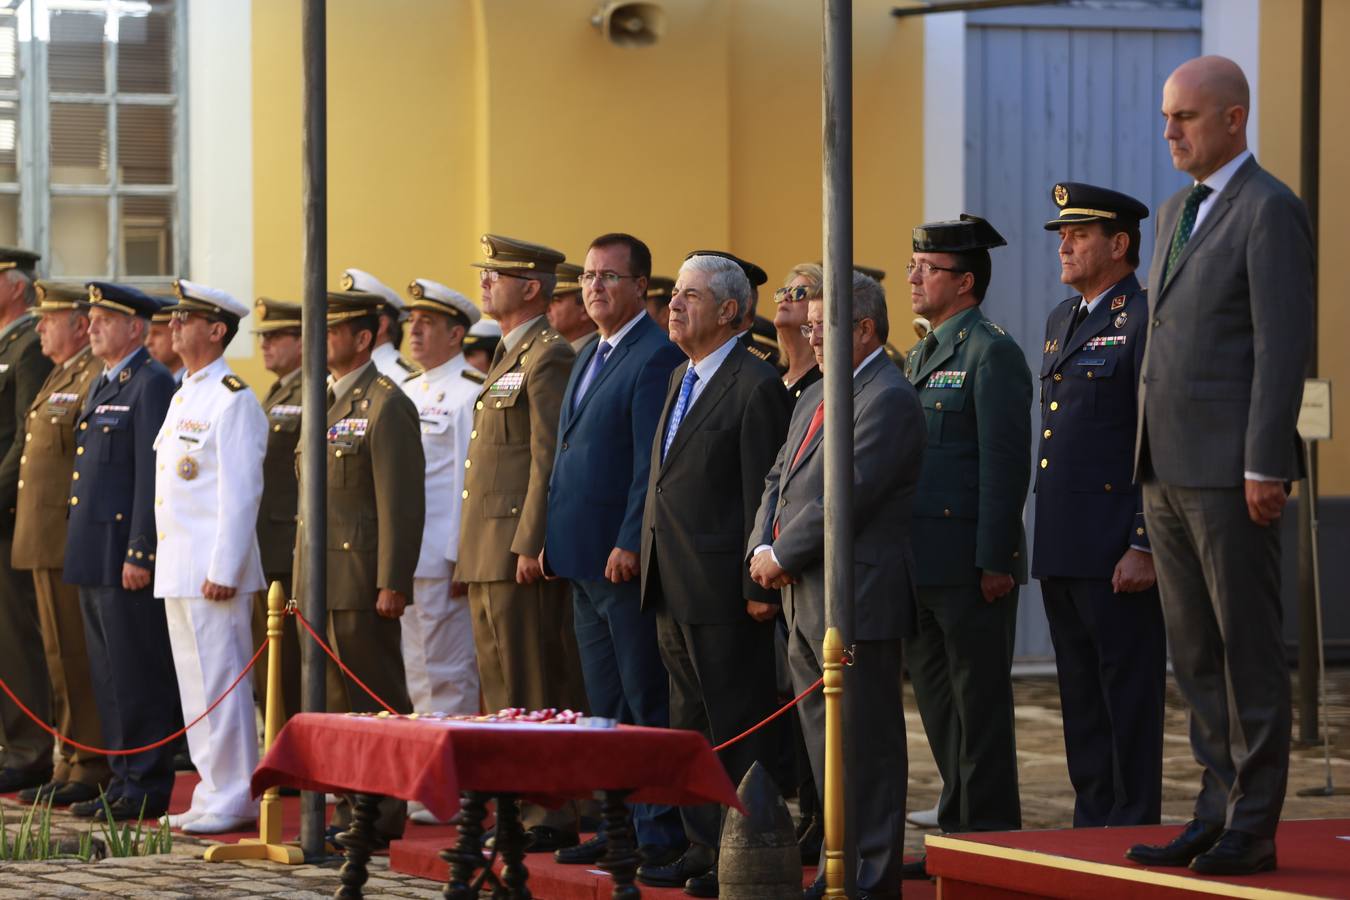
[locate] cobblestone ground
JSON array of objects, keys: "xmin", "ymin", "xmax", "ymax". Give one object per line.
[{"xmin": 1, "ymin": 670, "xmax": 1346, "ymax": 897}]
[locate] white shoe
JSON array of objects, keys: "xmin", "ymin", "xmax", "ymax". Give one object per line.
[
  {"xmin": 161, "ymin": 810, "xmax": 202, "ymax": 829},
  {"xmin": 906, "ymin": 802, "xmax": 940, "ymax": 828},
  {"xmin": 181, "ymin": 813, "xmax": 257, "ymax": 835}
]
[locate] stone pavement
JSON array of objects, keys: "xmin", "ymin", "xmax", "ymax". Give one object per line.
[{"xmin": 1, "ymin": 669, "xmax": 1346, "ymax": 897}]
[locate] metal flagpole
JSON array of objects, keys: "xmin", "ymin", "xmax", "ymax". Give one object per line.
[
  {"xmin": 821, "ymin": 0, "xmax": 853, "ymax": 897},
  {"xmin": 299, "ymin": 0, "xmax": 329, "ymax": 861}
]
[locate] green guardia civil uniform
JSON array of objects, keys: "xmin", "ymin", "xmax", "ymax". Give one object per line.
[{"xmin": 901, "ymin": 216, "xmax": 1031, "ymax": 836}]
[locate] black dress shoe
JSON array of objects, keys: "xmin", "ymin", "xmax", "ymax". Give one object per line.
[
  {"xmin": 18, "ymin": 780, "xmax": 64, "ymax": 803},
  {"xmin": 0, "ymin": 767, "xmax": 53, "ymax": 793},
  {"xmin": 172, "ymin": 751, "xmax": 196, "ymax": 772},
  {"xmin": 69, "ymin": 796, "xmax": 112, "ymax": 818},
  {"xmin": 1189, "ymin": 830, "xmax": 1277, "ymax": 876},
  {"xmin": 48, "ymin": 781, "xmax": 101, "ymax": 807},
  {"xmin": 798, "ymin": 816, "xmax": 822, "ymax": 865},
  {"xmin": 523, "ymin": 825, "xmax": 579, "ymax": 854},
  {"xmin": 803, "ymin": 880, "xmax": 826, "ymax": 900},
  {"xmin": 900, "ymin": 856, "xmax": 930, "ymax": 880},
  {"xmin": 72, "ymin": 795, "xmax": 167, "ymax": 822},
  {"xmin": 685, "ymin": 869, "xmax": 718, "ymax": 898},
  {"xmin": 1125, "ymin": 819, "xmax": 1223, "ymax": 867},
  {"xmin": 638, "ymin": 850, "xmax": 714, "ymax": 888},
  {"xmin": 640, "ymin": 842, "xmax": 688, "ymax": 868},
  {"xmin": 555, "ymin": 833, "xmax": 608, "ymax": 864}
]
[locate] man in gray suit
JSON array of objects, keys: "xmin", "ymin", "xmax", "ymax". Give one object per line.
[
  {"xmin": 1126, "ymin": 56, "xmax": 1313, "ymax": 877},
  {"xmin": 749, "ymin": 272, "xmax": 925, "ymax": 900}
]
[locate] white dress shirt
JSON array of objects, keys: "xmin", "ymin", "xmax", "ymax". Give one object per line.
[
  {"xmin": 1192, "ymin": 148, "xmax": 1252, "ymax": 233},
  {"xmin": 682, "ymin": 333, "xmax": 742, "ymax": 410},
  {"xmin": 152, "ymin": 355, "xmax": 269, "ymax": 597}
]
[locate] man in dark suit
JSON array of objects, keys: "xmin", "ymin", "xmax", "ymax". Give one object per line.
[
  {"xmin": 749, "ymin": 272, "xmax": 925, "ymax": 899},
  {"xmin": 0, "ymin": 249, "xmax": 55, "ymax": 794},
  {"xmin": 637, "ymin": 253, "xmax": 791, "ymax": 897},
  {"xmin": 902, "ymin": 216, "xmax": 1031, "ymax": 868},
  {"xmin": 1127, "ymin": 56, "xmax": 1313, "ymax": 877},
  {"xmin": 544, "ymin": 233, "xmax": 686, "ymax": 866},
  {"xmin": 1034, "ymin": 183, "xmax": 1165, "ymax": 828},
  {"xmin": 64, "ymin": 283, "xmax": 180, "ymax": 822}
]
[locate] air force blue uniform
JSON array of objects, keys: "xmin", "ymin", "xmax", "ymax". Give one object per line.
[
  {"xmin": 66, "ymin": 298, "xmax": 181, "ymax": 814},
  {"xmin": 1033, "ymin": 182, "xmax": 1166, "ymax": 828}
]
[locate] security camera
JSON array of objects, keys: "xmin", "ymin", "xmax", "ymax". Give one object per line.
[{"xmin": 591, "ymin": 1, "xmax": 666, "ymax": 48}]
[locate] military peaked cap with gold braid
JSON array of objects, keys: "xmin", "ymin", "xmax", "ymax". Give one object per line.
[
  {"xmin": 554, "ymin": 262, "xmax": 583, "ymax": 295},
  {"xmin": 471, "ymin": 234, "xmax": 566, "ymax": 275},
  {"xmin": 34, "ymin": 280, "xmax": 90, "ymax": 314},
  {"xmin": 326, "ymin": 290, "xmax": 386, "ymax": 325},
  {"xmin": 253, "ymin": 297, "xmax": 303, "ymax": 333},
  {"xmin": 86, "ymin": 281, "xmax": 160, "ymax": 318},
  {"xmin": 646, "ymin": 275, "xmax": 674, "ymax": 304}
]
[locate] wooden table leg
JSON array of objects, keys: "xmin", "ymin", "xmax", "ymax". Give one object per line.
[
  {"xmin": 335, "ymin": 792, "xmax": 383, "ymax": 899},
  {"xmin": 493, "ymin": 793, "xmax": 532, "ymax": 900},
  {"xmin": 597, "ymin": 789, "xmax": 641, "ymax": 900},
  {"xmin": 442, "ymin": 791, "xmax": 492, "ymax": 900}
]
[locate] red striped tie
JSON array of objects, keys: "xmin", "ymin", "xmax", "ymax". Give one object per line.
[{"xmin": 776, "ymin": 401, "xmax": 824, "ymax": 538}]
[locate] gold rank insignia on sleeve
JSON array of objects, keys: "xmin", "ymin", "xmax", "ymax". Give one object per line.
[{"xmin": 222, "ymin": 374, "xmax": 246, "ymax": 392}]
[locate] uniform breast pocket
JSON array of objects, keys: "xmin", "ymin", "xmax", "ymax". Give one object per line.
[
  {"xmin": 328, "ymin": 437, "xmax": 365, "ymax": 487},
  {"xmin": 1071, "ymin": 354, "xmax": 1123, "ymax": 415},
  {"xmin": 419, "ymin": 415, "xmax": 451, "ymax": 436},
  {"xmin": 270, "ymin": 413, "xmax": 300, "ymax": 434},
  {"xmin": 92, "ymin": 413, "xmax": 131, "ymax": 462},
  {"xmin": 920, "ymin": 389, "xmax": 967, "ymax": 444}
]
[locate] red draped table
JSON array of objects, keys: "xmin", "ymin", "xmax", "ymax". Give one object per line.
[{"xmin": 251, "ymin": 713, "xmax": 742, "ymax": 899}]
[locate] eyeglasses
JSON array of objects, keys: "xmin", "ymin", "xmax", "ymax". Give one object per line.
[
  {"xmin": 479, "ymin": 269, "xmax": 532, "ymax": 286},
  {"xmin": 773, "ymin": 285, "xmax": 816, "ymax": 304},
  {"xmin": 905, "ymin": 261, "xmax": 965, "ymax": 278},
  {"xmin": 579, "ymin": 271, "xmax": 641, "ymax": 287},
  {"xmin": 799, "ymin": 318, "xmax": 865, "ymax": 339}
]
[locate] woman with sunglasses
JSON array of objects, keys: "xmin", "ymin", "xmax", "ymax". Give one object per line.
[{"xmin": 772, "ymin": 263, "xmax": 824, "ymax": 406}]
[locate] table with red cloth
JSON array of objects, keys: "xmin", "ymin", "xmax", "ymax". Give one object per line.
[{"xmin": 251, "ymin": 713, "xmax": 743, "ymax": 899}]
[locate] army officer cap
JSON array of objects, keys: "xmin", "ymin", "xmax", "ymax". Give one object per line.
[
  {"xmin": 1044, "ymin": 182, "xmax": 1149, "ymax": 230},
  {"xmin": 86, "ymin": 282, "xmax": 161, "ymax": 318},
  {"xmin": 253, "ymin": 297, "xmax": 303, "ymax": 334},
  {"xmin": 0, "ymin": 246, "xmax": 40, "ymax": 277},
  {"xmin": 554, "ymin": 262, "xmax": 583, "ymax": 297},
  {"xmin": 471, "ymin": 234, "xmax": 567, "ymax": 276},
  {"xmin": 646, "ymin": 275, "xmax": 675, "ymax": 307},
  {"xmin": 34, "ymin": 281, "xmax": 90, "ymax": 314},
  {"xmin": 407, "ymin": 278, "xmax": 481, "ymax": 330},
  {"xmin": 326, "ymin": 289, "xmax": 388, "ymax": 326},
  {"xmin": 684, "ymin": 249, "xmax": 767, "ymax": 288}
]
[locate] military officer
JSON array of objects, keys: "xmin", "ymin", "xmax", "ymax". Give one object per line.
[
  {"xmin": 547, "ymin": 262, "xmax": 599, "ymax": 353},
  {"xmin": 12, "ymin": 282, "xmax": 110, "ymax": 807},
  {"xmin": 152, "ymin": 280, "xmax": 267, "ymax": 835},
  {"xmin": 463, "ymin": 318, "xmax": 502, "ymax": 374},
  {"xmin": 65, "ymin": 283, "xmax": 180, "ymax": 822},
  {"xmin": 0, "ymin": 248, "xmax": 55, "ymax": 794},
  {"xmin": 902, "ymin": 216, "xmax": 1031, "ymax": 868},
  {"xmin": 146, "ymin": 304, "xmax": 185, "ymax": 384},
  {"xmin": 340, "ymin": 268, "xmax": 417, "ymax": 382},
  {"xmin": 251, "ymin": 298, "xmax": 304, "ymax": 721},
  {"xmin": 401, "ymin": 278, "xmax": 482, "ymax": 718},
  {"xmin": 293, "ymin": 288, "xmax": 424, "ymax": 846},
  {"xmin": 1035, "ymin": 183, "xmax": 1165, "ymax": 828},
  {"xmin": 459, "ymin": 234, "xmax": 586, "ymax": 851}
]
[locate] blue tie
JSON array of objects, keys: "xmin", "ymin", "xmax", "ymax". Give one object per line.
[
  {"xmin": 662, "ymin": 367, "xmax": 700, "ymax": 461},
  {"xmin": 572, "ymin": 341, "xmax": 612, "ymax": 411}
]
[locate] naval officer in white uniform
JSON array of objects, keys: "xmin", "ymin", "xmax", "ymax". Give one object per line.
[
  {"xmin": 341, "ymin": 267, "xmax": 417, "ymax": 382},
  {"xmin": 153, "ymin": 279, "xmax": 267, "ymax": 835}
]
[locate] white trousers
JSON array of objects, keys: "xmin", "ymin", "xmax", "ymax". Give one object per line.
[
  {"xmin": 165, "ymin": 594, "xmax": 260, "ymax": 820},
  {"xmin": 403, "ymin": 576, "xmax": 479, "ymax": 715}
]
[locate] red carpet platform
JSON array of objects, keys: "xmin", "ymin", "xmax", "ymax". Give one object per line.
[
  {"xmin": 390, "ymin": 833, "xmax": 937, "ymax": 899},
  {"xmin": 926, "ymin": 819, "xmax": 1350, "ymax": 900}
]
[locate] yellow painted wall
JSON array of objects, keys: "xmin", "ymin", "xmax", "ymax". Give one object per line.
[
  {"xmin": 1258, "ymin": 1, "xmax": 1350, "ymax": 494},
  {"xmin": 249, "ymin": 0, "xmax": 926, "ymax": 381}
]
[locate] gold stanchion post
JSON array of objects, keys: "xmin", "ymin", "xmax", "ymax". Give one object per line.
[
  {"xmin": 203, "ymin": 582, "xmax": 304, "ymax": 864},
  {"xmin": 822, "ymin": 626, "xmax": 845, "ymax": 898}
]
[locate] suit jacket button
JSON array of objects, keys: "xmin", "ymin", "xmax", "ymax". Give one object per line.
[
  {"xmin": 1040, "ymin": 458, "xmax": 1048, "ymax": 469},
  {"xmin": 476, "ymin": 401, "xmax": 484, "ymax": 410},
  {"xmin": 935, "ymin": 401, "xmax": 943, "ymax": 410},
  {"xmin": 1086, "ymin": 371, "xmax": 1095, "ymax": 379},
  {"xmin": 495, "ymin": 400, "xmax": 502, "ymax": 408},
  {"xmin": 943, "ymin": 508, "xmax": 951, "ymax": 517},
  {"xmin": 510, "ymin": 506, "xmax": 519, "ymax": 515},
  {"xmin": 1104, "ymin": 483, "xmax": 1112, "ymax": 492},
  {"xmin": 334, "ymin": 450, "xmax": 343, "ymax": 458},
  {"xmin": 15, "ymin": 479, "xmax": 21, "ymax": 489},
  {"xmin": 464, "ymin": 459, "xmax": 471, "ymax": 468},
  {"xmin": 1043, "ymin": 429, "xmax": 1051, "ymax": 439},
  {"xmin": 471, "ymin": 429, "xmax": 478, "ymax": 439},
  {"xmin": 342, "ymin": 542, "xmax": 351, "ymax": 550},
  {"xmin": 80, "ymin": 422, "xmax": 87, "ymax": 430},
  {"xmin": 1049, "ymin": 401, "xmax": 1059, "ymax": 411},
  {"xmin": 561, "ymin": 441, "xmax": 568, "ymax": 450},
  {"xmin": 115, "ymin": 513, "xmax": 123, "ymax": 521},
  {"xmin": 102, "ymin": 426, "xmax": 110, "ymax": 433},
  {"xmin": 1153, "ymin": 318, "xmax": 1161, "ymax": 327},
  {"xmin": 656, "ymin": 486, "xmax": 663, "ymax": 494},
  {"xmin": 1053, "ymin": 373, "xmax": 1063, "ymax": 382},
  {"xmin": 273, "ymin": 424, "xmax": 281, "ymax": 432},
  {"xmin": 76, "ymin": 446, "xmax": 84, "ymax": 455},
  {"xmin": 1013, "ymin": 550, "xmax": 1020, "ymax": 558},
  {"xmin": 69, "ymin": 496, "xmax": 78, "ymax": 506},
  {"xmin": 1136, "ymin": 527, "xmax": 1145, "ymax": 535}
]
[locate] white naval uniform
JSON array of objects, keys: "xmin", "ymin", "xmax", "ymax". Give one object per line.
[
  {"xmin": 372, "ymin": 341, "xmax": 416, "ymax": 385},
  {"xmin": 153, "ymin": 356, "xmax": 268, "ymax": 821},
  {"xmin": 402, "ymin": 354, "xmax": 480, "ymax": 714}
]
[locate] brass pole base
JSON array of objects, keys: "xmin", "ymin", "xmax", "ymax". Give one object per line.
[{"xmin": 203, "ymin": 838, "xmax": 305, "ymax": 865}]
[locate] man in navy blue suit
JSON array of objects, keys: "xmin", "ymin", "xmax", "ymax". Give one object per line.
[
  {"xmin": 543, "ymin": 233, "xmax": 686, "ymax": 866},
  {"xmin": 64, "ymin": 284, "xmax": 180, "ymax": 822}
]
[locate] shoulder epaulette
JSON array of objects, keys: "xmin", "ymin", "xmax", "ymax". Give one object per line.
[
  {"xmin": 745, "ymin": 343, "xmax": 771, "ymax": 362},
  {"xmin": 981, "ymin": 320, "xmax": 1007, "ymax": 336},
  {"xmin": 375, "ymin": 375, "xmax": 396, "ymax": 391},
  {"xmin": 396, "ymin": 356, "xmax": 417, "ymax": 373},
  {"xmin": 223, "ymin": 374, "xmax": 247, "ymax": 392},
  {"xmin": 462, "ymin": 368, "xmax": 486, "ymax": 384}
]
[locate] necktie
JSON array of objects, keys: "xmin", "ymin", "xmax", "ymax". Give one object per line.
[
  {"xmin": 776, "ymin": 400, "xmax": 826, "ymax": 539},
  {"xmin": 326, "ymin": 387, "xmax": 337, "ymax": 409},
  {"xmin": 1163, "ymin": 183, "xmax": 1213, "ymax": 283},
  {"xmin": 491, "ymin": 341, "xmax": 506, "ymax": 369},
  {"xmin": 918, "ymin": 332, "xmax": 938, "ymax": 368},
  {"xmin": 1069, "ymin": 302, "xmax": 1090, "ymax": 337},
  {"xmin": 572, "ymin": 341, "xmax": 612, "ymax": 410},
  {"xmin": 661, "ymin": 367, "xmax": 700, "ymax": 461}
]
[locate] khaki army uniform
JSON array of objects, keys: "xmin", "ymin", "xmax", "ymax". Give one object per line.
[
  {"xmin": 0, "ymin": 311, "xmax": 54, "ymax": 776},
  {"xmin": 294, "ymin": 356, "xmax": 424, "ymax": 840},
  {"xmin": 12, "ymin": 342, "xmax": 109, "ymax": 787},
  {"xmin": 458, "ymin": 315, "xmax": 587, "ymax": 830},
  {"xmin": 252, "ymin": 368, "xmax": 302, "ymax": 721}
]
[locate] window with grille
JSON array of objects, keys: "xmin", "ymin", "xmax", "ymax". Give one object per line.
[{"xmin": 0, "ymin": 0, "xmax": 185, "ymax": 284}]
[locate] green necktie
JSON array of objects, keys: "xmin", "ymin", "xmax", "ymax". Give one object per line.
[{"xmin": 1163, "ymin": 183, "xmax": 1213, "ymax": 284}]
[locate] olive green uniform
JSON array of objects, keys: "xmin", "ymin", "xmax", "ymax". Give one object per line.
[{"xmin": 902, "ymin": 305, "xmax": 1031, "ymax": 834}]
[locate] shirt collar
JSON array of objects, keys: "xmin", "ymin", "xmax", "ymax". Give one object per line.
[
  {"xmin": 597, "ymin": 309, "xmax": 646, "ymax": 351},
  {"xmin": 183, "ymin": 355, "xmax": 228, "ymax": 385},
  {"xmin": 62, "ymin": 345, "xmax": 92, "ymax": 370},
  {"xmin": 331, "ymin": 359, "xmax": 374, "ymax": 401},
  {"xmin": 853, "ymin": 345, "xmax": 885, "ymax": 378},
  {"xmin": 417, "ymin": 352, "xmax": 467, "ymax": 382},
  {"xmin": 689, "ymin": 333, "xmax": 741, "ymax": 383},
  {"xmin": 103, "ymin": 346, "xmax": 143, "ymax": 381},
  {"xmin": 1198, "ymin": 149, "xmax": 1252, "ymax": 196},
  {"xmin": 278, "ymin": 366, "xmax": 302, "ymax": 387},
  {"xmin": 931, "ymin": 305, "xmax": 982, "ymax": 343},
  {"xmin": 0, "ymin": 310, "xmax": 33, "ymax": 344},
  {"xmin": 502, "ymin": 315, "xmax": 546, "ymax": 353}
]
